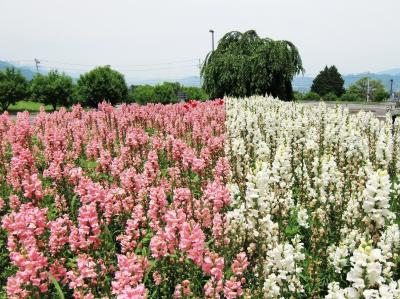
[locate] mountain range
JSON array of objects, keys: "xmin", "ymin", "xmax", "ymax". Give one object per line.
[{"xmin": 1, "ymin": 60, "xmax": 399, "ymax": 92}]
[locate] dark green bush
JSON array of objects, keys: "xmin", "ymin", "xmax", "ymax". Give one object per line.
[
  {"xmin": 302, "ymin": 91, "xmax": 320, "ymax": 101},
  {"xmin": 322, "ymin": 92, "xmax": 338, "ymax": 101}
]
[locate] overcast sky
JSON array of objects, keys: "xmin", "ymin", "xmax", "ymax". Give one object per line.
[{"xmin": 1, "ymin": 0, "xmax": 399, "ymax": 81}]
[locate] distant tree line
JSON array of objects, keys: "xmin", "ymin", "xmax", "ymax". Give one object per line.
[
  {"xmin": 129, "ymin": 82, "xmax": 208, "ymax": 105},
  {"xmin": 294, "ymin": 65, "xmax": 390, "ymax": 102},
  {"xmin": 0, "ymin": 65, "xmax": 209, "ymax": 112}
]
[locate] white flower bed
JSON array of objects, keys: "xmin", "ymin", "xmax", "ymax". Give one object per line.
[{"xmin": 225, "ymin": 96, "xmax": 400, "ymax": 298}]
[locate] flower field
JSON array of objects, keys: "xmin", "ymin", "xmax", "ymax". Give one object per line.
[{"xmin": 0, "ymin": 97, "xmax": 399, "ymax": 298}]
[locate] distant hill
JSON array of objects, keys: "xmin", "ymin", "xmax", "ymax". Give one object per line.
[
  {"xmin": 377, "ymin": 68, "xmax": 400, "ymax": 76},
  {"xmin": 292, "ymin": 76, "xmax": 314, "ymax": 92}
]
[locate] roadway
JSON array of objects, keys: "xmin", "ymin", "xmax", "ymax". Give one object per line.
[{"xmin": 303, "ymin": 101, "xmax": 396, "ymax": 119}]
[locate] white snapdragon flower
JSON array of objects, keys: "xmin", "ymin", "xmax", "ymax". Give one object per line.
[
  {"xmin": 263, "ymin": 274, "xmax": 281, "ymax": 298},
  {"xmin": 326, "ymin": 282, "xmax": 359, "ymax": 299},
  {"xmin": 362, "ymin": 169, "xmax": 393, "ymax": 229},
  {"xmin": 328, "ymin": 244, "xmax": 349, "ymax": 273},
  {"xmin": 263, "ymin": 241, "xmax": 305, "ymax": 296},
  {"xmin": 297, "ymin": 207, "xmax": 309, "ymax": 228},
  {"xmin": 347, "ymin": 242, "xmax": 384, "ymax": 291}
]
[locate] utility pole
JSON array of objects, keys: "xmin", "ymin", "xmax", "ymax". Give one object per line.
[
  {"xmin": 390, "ymin": 79, "xmax": 394, "ymax": 100},
  {"xmin": 209, "ymin": 29, "xmax": 215, "ymax": 52},
  {"xmin": 198, "ymin": 58, "xmax": 202, "ymax": 86},
  {"xmin": 366, "ymin": 77, "xmax": 370, "ymax": 102},
  {"xmin": 34, "ymin": 58, "xmax": 40, "ymax": 73}
]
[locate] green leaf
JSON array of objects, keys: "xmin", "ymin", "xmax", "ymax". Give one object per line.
[{"xmin": 48, "ymin": 272, "xmax": 65, "ymax": 299}]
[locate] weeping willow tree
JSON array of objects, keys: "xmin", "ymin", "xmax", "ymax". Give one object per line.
[{"xmin": 201, "ymin": 30, "xmax": 304, "ymax": 100}]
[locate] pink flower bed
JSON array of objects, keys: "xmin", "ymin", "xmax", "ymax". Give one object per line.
[{"xmin": 0, "ymin": 101, "xmax": 247, "ymax": 298}]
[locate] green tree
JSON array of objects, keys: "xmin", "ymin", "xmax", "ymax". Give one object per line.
[
  {"xmin": 181, "ymin": 86, "xmax": 209, "ymax": 101},
  {"xmin": 130, "ymin": 85, "xmax": 155, "ymax": 105},
  {"xmin": 30, "ymin": 71, "xmax": 74, "ymax": 110},
  {"xmin": 76, "ymin": 66, "xmax": 128, "ymax": 107},
  {"xmin": 201, "ymin": 30, "xmax": 303, "ymax": 101},
  {"xmin": 347, "ymin": 77, "xmax": 389, "ymax": 102},
  {"xmin": 293, "ymin": 91, "xmax": 304, "ymax": 101},
  {"xmin": 311, "ymin": 65, "xmax": 345, "ymax": 97},
  {"xmin": 154, "ymin": 82, "xmax": 179, "ymax": 104},
  {"xmin": 303, "ymin": 91, "xmax": 320, "ymax": 101},
  {"xmin": 322, "ymin": 92, "xmax": 338, "ymax": 101},
  {"xmin": 0, "ymin": 67, "xmax": 28, "ymax": 112},
  {"xmin": 340, "ymin": 91, "xmax": 362, "ymax": 102}
]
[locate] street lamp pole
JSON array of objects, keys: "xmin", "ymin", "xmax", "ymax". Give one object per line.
[{"xmin": 209, "ymin": 29, "xmax": 215, "ymax": 52}]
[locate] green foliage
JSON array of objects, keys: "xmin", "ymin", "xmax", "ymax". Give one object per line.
[
  {"xmin": 340, "ymin": 91, "xmax": 362, "ymax": 102},
  {"xmin": 347, "ymin": 77, "xmax": 388, "ymax": 102},
  {"xmin": 7, "ymin": 101, "xmax": 54, "ymax": 113},
  {"xmin": 303, "ymin": 91, "xmax": 321, "ymax": 101},
  {"xmin": 322, "ymin": 92, "xmax": 338, "ymax": 101},
  {"xmin": 130, "ymin": 82, "xmax": 209, "ymax": 104},
  {"xmin": 48, "ymin": 272, "xmax": 65, "ymax": 299},
  {"xmin": 201, "ymin": 30, "xmax": 303, "ymax": 101},
  {"xmin": 153, "ymin": 82, "xmax": 179, "ymax": 104},
  {"xmin": 293, "ymin": 91, "xmax": 304, "ymax": 102},
  {"xmin": 311, "ymin": 65, "xmax": 345, "ymax": 97},
  {"xmin": 375, "ymin": 89, "xmax": 390, "ymax": 102},
  {"xmin": 76, "ymin": 66, "xmax": 128, "ymax": 107},
  {"xmin": 130, "ymin": 85, "xmax": 155, "ymax": 105},
  {"xmin": 0, "ymin": 67, "xmax": 28, "ymax": 112},
  {"xmin": 30, "ymin": 71, "xmax": 74, "ymax": 110},
  {"xmin": 181, "ymin": 86, "xmax": 208, "ymax": 101}
]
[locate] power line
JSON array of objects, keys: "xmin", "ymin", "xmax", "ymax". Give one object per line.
[
  {"xmin": 39, "ymin": 58, "xmax": 198, "ymax": 68},
  {"xmin": 36, "ymin": 63, "xmax": 198, "ymax": 73},
  {"xmin": 2, "ymin": 57, "xmax": 201, "ymax": 81}
]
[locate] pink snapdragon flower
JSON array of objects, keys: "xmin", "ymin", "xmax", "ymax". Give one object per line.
[
  {"xmin": 69, "ymin": 203, "xmax": 101, "ymax": 251},
  {"xmin": 204, "ymin": 277, "xmax": 224, "ymax": 299},
  {"xmin": 2, "ymin": 203, "xmax": 48, "ymax": 251},
  {"xmin": 117, "ymin": 204, "xmax": 146, "ymax": 253},
  {"xmin": 182, "ymin": 280, "xmax": 191, "ymax": 296},
  {"xmin": 231, "ymin": 252, "xmax": 249, "ymax": 276},
  {"xmin": 174, "ymin": 284, "xmax": 182, "ymax": 298},
  {"xmin": 179, "ymin": 220, "xmax": 206, "ymax": 266},
  {"xmin": 152, "ymin": 272, "xmax": 162, "ymax": 285},
  {"xmin": 48, "ymin": 215, "xmax": 72, "ymax": 254},
  {"xmin": 149, "ymin": 233, "xmax": 169, "ymax": 259},
  {"xmin": 68, "ymin": 254, "xmax": 98, "ymax": 297},
  {"xmin": 7, "ymin": 248, "xmax": 49, "ymax": 297},
  {"xmin": 8, "ymin": 194, "xmax": 21, "ymax": 211},
  {"xmin": 148, "ymin": 186, "xmax": 167, "ymax": 231},
  {"xmin": 202, "ymin": 251, "xmax": 225, "ymax": 280},
  {"xmin": 117, "ymin": 284, "xmax": 146, "ymax": 299},
  {"xmin": 21, "ymin": 173, "xmax": 43, "ymax": 201},
  {"xmin": 223, "ymin": 277, "xmax": 243, "ymax": 299},
  {"xmin": 112, "ymin": 254, "xmax": 149, "ymax": 296}
]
